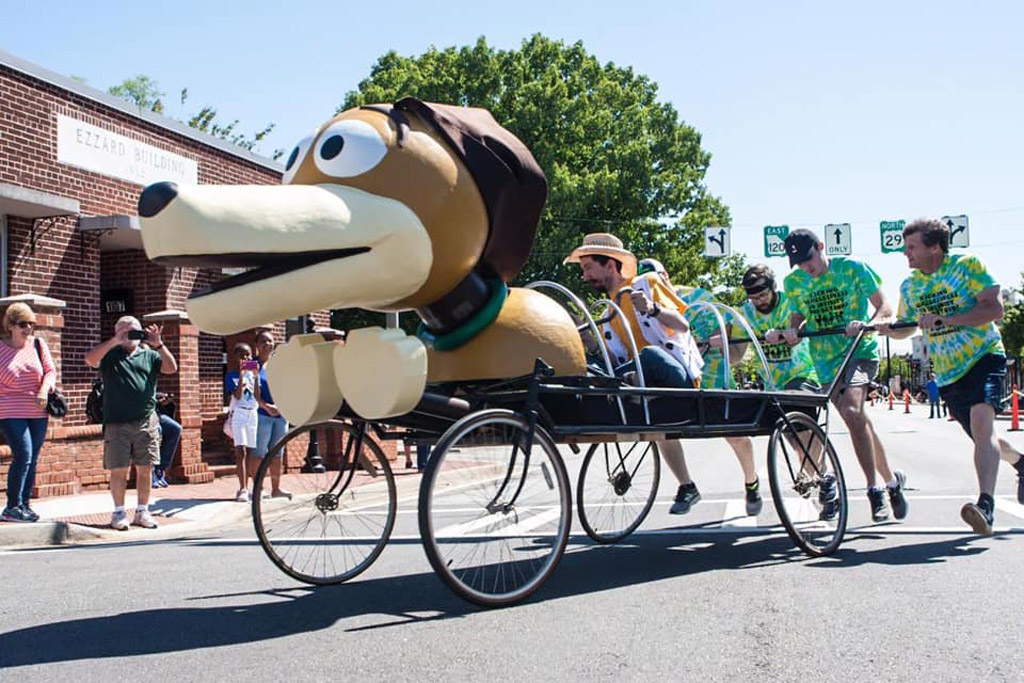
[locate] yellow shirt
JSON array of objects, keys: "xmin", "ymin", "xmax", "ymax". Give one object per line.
[{"xmin": 607, "ymin": 273, "xmax": 690, "ymax": 361}]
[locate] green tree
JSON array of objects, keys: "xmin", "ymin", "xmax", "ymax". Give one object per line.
[
  {"xmin": 109, "ymin": 75, "xmax": 165, "ymax": 114},
  {"xmin": 999, "ymin": 279, "xmax": 1024, "ymax": 357},
  {"xmin": 107, "ymin": 76, "xmax": 280, "ymax": 158},
  {"xmin": 340, "ymin": 35, "xmax": 743, "ymax": 299}
]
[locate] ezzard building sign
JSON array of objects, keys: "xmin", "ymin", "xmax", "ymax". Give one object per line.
[{"xmin": 56, "ymin": 115, "xmax": 198, "ymax": 186}]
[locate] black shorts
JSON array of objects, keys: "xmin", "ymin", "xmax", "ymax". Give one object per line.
[{"xmin": 938, "ymin": 354, "xmax": 1007, "ymax": 438}]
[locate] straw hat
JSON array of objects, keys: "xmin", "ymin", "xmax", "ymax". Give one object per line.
[{"xmin": 564, "ymin": 233, "xmax": 637, "ymax": 280}]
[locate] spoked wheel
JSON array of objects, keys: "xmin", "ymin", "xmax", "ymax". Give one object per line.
[
  {"xmin": 419, "ymin": 409, "xmax": 571, "ymax": 607},
  {"xmin": 577, "ymin": 440, "xmax": 660, "ymax": 544},
  {"xmin": 253, "ymin": 420, "xmax": 397, "ymax": 585},
  {"xmin": 766, "ymin": 411, "xmax": 847, "ymax": 556}
]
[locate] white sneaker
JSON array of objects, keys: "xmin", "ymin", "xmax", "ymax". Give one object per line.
[
  {"xmin": 132, "ymin": 508, "xmax": 158, "ymax": 529},
  {"xmin": 110, "ymin": 510, "xmax": 130, "ymax": 531},
  {"xmin": 235, "ymin": 488, "xmax": 250, "ymax": 503}
]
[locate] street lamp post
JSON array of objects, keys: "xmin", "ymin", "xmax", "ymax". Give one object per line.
[{"xmin": 302, "ymin": 428, "xmax": 326, "ymax": 473}]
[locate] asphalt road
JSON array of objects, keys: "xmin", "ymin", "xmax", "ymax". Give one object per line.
[{"xmin": 1, "ymin": 404, "xmax": 1022, "ymax": 682}]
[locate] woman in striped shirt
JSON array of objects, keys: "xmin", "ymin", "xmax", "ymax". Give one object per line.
[{"xmin": 0, "ymin": 302, "xmax": 56, "ymax": 523}]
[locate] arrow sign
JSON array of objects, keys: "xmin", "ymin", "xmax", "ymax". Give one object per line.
[
  {"xmin": 824, "ymin": 223, "xmax": 851, "ymax": 256},
  {"xmin": 942, "ymin": 214, "xmax": 969, "ymax": 248},
  {"xmin": 704, "ymin": 226, "xmax": 731, "ymax": 258}
]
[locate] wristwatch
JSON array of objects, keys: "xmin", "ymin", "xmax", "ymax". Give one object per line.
[{"xmin": 649, "ymin": 303, "xmax": 662, "ymax": 318}]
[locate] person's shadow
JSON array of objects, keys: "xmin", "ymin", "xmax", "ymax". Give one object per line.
[{"xmin": 0, "ymin": 529, "xmax": 994, "ymax": 667}]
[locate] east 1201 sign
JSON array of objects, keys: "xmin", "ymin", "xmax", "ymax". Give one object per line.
[{"xmin": 764, "ymin": 225, "xmax": 789, "ymax": 258}]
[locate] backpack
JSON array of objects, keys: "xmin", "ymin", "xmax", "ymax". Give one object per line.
[{"xmin": 86, "ymin": 377, "xmax": 104, "ymax": 424}]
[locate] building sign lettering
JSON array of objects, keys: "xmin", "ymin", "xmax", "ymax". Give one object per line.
[{"xmin": 56, "ymin": 115, "xmax": 198, "ymax": 186}]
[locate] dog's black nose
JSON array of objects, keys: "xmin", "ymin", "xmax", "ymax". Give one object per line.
[{"xmin": 138, "ymin": 181, "xmax": 179, "ymax": 217}]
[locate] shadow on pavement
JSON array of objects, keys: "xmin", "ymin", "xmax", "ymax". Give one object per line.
[
  {"xmin": 0, "ymin": 531, "xmax": 800, "ymax": 666},
  {"xmin": 0, "ymin": 526, "xmax": 1001, "ymax": 667}
]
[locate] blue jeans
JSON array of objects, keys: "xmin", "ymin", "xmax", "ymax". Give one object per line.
[
  {"xmin": 1, "ymin": 417, "xmax": 48, "ymax": 509},
  {"xmin": 157, "ymin": 414, "xmax": 182, "ymax": 470},
  {"xmin": 256, "ymin": 413, "xmax": 288, "ymax": 458},
  {"xmin": 416, "ymin": 441, "xmax": 432, "ymax": 470},
  {"xmin": 616, "ymin": 347, "xmax": 695, "ymax": 389}
]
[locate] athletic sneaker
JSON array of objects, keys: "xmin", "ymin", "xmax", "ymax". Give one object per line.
[
  {"xmin": 236, "ymin": 488, "xmax": 250, "ymax": 503},
  {"xmin": 961, "ymin": 502, "xmax": 994, "ymax": 536},
  {"xmin": 818, "ymin": 474, "xmax": 839, "ymax": 521},
  {"xmin": 271, "ymin": 489, "xmax": 293, "ymax": 500},
  {"xmin": 887, "ymin": 470, "xmax": 908, "ymax": 521},
  {"xmin": 670, "ymin": 483, "xmax": 701, "ymax": 515},
  {"xmin": 110, "ymin": 510, "xmax": 130, "ymax": 531},
  {"xmin": 132, "ymin": 508, "xmax": 158, "ymax": 529},
  {"xmin": 867, "ymin": 487, "xmax": 889, "ymax": 523},
  {"xmin": 1, "ymin": 506, "xmax": 34, "ymax": 523},
  {"xmin": 1017, "ymin": 470, "xmax": 1024, "ymax": 506},
  {"xmin": 745, "ymin": 479, "xmax": 763, "ymax": 516},
  {"xmin": 19, "ymin": 504, "xmax": 40, "ymax": 522}
]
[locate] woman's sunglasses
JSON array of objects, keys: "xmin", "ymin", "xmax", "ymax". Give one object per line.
[{"xmin": 16, "ymin": 321, "xmax": 36, "ymax": 329}]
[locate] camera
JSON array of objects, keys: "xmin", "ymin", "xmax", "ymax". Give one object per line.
[{"xmin": 126, "ymin": 330, "xmax": 148, "ymax": 341}]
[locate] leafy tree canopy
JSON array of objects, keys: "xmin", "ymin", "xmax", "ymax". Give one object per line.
[
  {"xmin": 999, "ymin": 280, "xmax": 1024, "ymax": 358},
  {"xmin": 340, "ymin": 35, "xmax": 745, "ymax": 304},
  {"xmin": 108, "ymin": 76, "xmax": 280, "ymax": 158}
]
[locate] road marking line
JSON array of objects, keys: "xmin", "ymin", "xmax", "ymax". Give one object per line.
[{"xmin": 994, "ymin": 498, "xmax": 1024, "ymax": 520}]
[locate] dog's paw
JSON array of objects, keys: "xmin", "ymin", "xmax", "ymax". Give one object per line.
[
  {"xmin": 264, "ymin": 333, "xmax": 345, "ymax": 425},
  {"xmin": 334, "ymin": 327, "xmax": 427, "ymax": 419}
]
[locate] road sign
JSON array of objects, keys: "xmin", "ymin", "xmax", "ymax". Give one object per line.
[
  {"xmin": 824, "ymin": 223, "xmax": 851, "ymax": 256},
  {"xmin": 763, "ymin": 225, "xmax": 789, "ymax": 258},
  {"xmin": 942, "ymin": 214, "xmax": 969, "ymax": 248},
  {"xmin": 704, "ymin": 226, "xmax": 731, "ymax": 258},
  {"xmin": 880, "ymin": 220, "xmax": 906, "ymax": 253}
]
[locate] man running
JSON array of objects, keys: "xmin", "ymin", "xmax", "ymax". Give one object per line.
[
  {"xmin": 779, "ymin": 228, "xmax": 908, "ymax": 522},
  {"xmin": 636, "ymin": 257, "xmax": 763, "ymax": 516},
  {"xmin": 879, "ymin": 218, "xmax": 1024, "ymax": 534}
]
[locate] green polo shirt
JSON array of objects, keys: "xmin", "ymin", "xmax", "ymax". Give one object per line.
[{"xmin": 99, "ymin": 346, "xmax": 162, "ymax": 423}]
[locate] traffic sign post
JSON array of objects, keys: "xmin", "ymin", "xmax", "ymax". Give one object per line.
[
  {"xmin": 824, "ymin": 223, "xmax": 851, "ymax": 256},
  {"xmin": 942, "ymin": 214, "xmax": 969, "ymax": 248},
  {"xmin": 763, "ymin": 225, "xmax": 789, "ymax": 258},
  {"xmin": 880, "ymin": 220, "xmax": 906, "ymax": 253},
  {"xmin": 704, "ymin": 226, "xmax": 731, "ymax": 258}
]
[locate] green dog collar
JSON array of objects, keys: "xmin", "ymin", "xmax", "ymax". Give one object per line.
[{"xmin": 417, "ymin": 278, "xmax": 507, "ymax": 351}]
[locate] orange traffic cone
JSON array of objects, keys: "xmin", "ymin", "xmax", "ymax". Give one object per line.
[
  {"xmin": 1011, "ymin": 385, "xmax": 1021, "ymax": 432},
  {"xmin": 904, "ymin": 389, "xmax": 911, "ymax": 414}
]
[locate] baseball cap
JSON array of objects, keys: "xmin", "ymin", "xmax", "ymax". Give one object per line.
[{"xmin": 783, "ymin": 229, "xmax": 821, "ymax": 266}]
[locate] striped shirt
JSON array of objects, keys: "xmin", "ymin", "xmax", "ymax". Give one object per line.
[{"xmin": 0, "ymin": 337, "xmax": 56, "ymax": 419}]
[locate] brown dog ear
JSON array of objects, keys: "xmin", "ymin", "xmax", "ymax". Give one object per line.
[{"xmin": 395, "ymin": 98, "xmax": 547, "ymax": 282}]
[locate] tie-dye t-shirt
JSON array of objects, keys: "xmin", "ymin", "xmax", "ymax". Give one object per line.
[
  {"xmin": 676, "ymin": 286, "xmax": 736, "ymax": 388},
  {"xmin": 740, "ymin": 291, "xmax": 818, "ymax": 389},
  {"xmin": 897, "ymin": 254, "xmax": 1004, "ymax": 386},
  {"xmin": 783, "ymin": 258, "xmax": 882, "ymax": 384}
]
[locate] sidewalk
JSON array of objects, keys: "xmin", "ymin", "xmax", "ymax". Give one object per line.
[{"xmin": 0, "ymin": 462, "xmax": 425, "ymax": 548}]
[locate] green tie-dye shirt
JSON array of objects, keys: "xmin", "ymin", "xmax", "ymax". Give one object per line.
[
  {"xmin": 783, "ymin": 257, "xmax": 882, "ymax": 384},
  {"xmin": 740, "ymin": 291, "xmax": 818, "ymax": 389},
  {"xmin": 676, "ymin": 286, "xmax": 736, "ymax": 389},
  {"xmin": 897, "ymin": 253, "xmax": 1004, "ymax": 386}
]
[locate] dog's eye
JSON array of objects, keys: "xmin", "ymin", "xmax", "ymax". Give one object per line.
[
  {"xmin": 282, "ymin": 131, "xmax": 316, "ymax": 184},
  {"xmin": 313, "ymin": 120, "xmax": 387, "ymax": 178}
]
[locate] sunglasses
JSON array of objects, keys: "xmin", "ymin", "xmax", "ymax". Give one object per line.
[{"xmin": 16, "ymin": 321, "xmax": 36, "ymax": 329}]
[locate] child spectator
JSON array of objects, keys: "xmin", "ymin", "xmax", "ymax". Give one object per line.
[{"xmin": 224, "ymin": 343, "xmax": 261, "ymax": 502}]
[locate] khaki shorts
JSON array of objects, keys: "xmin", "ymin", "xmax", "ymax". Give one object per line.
[
  {"xmin": 831, "ymin": 359, "xmax": 879, "ymax": 395},
  {"xmin": 103, "ymin": 412, "xmax": 160, "ymax": 469}
]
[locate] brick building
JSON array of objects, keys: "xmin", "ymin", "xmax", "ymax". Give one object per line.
[{"xmin": 0, "ymin": 50, "xmax": 362, "ymax": 499}]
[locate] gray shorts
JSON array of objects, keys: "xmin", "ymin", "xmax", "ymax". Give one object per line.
[
  {"xmin": 830, "ymin": 359, "xmax": 879, "ymax": 395},
  {"xmin": 103, "ymin": 412, "xmax": 160, "ymax": 470},
  {"xmin": 784, "ymin": 377, "xmax": 821, "ymax": 392}
]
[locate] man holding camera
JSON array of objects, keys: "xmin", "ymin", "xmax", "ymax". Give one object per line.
[{"xmin": 85, "ymin": 316, "xmax": 178, "ymax": 530}]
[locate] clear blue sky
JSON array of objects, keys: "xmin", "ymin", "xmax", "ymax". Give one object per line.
[{"xmin": 3, "ymin": 1, "xmax": 1023, "ymax": 339}]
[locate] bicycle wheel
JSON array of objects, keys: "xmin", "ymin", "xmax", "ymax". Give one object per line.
[
  {"xmin": 766, "ymin": 411, "xmax": 847, "ymax": 556},
  {"xmin": 253, "ymin": 420, "xmax": 397, "ymax": 585},
  {"xmin": 419, "ymin": 409, "xmax": 571, "ymax": 607},
  {"xmin": 577, "ymin": 440, "xmax": 660, "ymax": 544}
]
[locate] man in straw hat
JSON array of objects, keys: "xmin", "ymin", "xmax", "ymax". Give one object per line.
[{"xmin": 566, "ymin": 233, "xmax": 756, "ymax": 515}]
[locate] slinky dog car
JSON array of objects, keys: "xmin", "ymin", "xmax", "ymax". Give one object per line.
[{"xmin": 138, "ymin": 98, "xmax": 585, "ymax": 422}]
